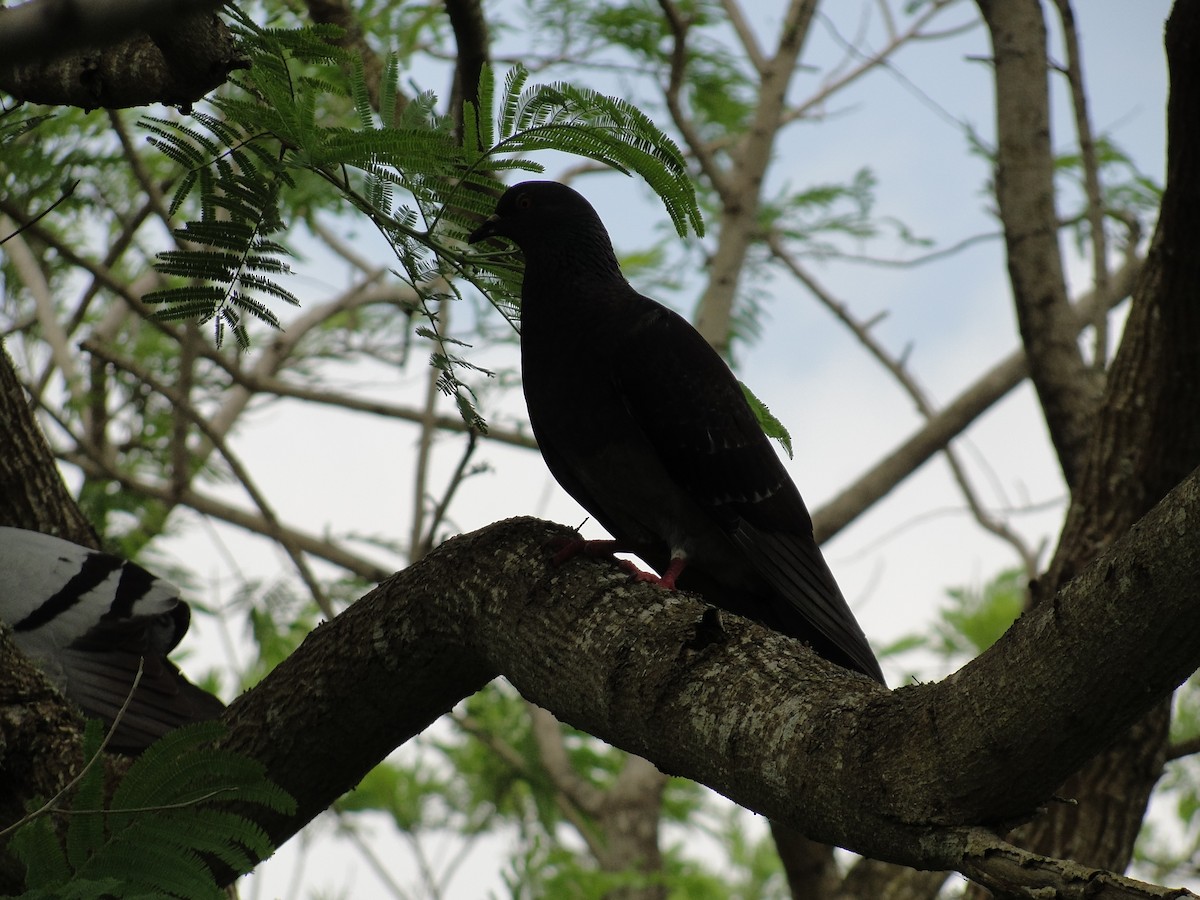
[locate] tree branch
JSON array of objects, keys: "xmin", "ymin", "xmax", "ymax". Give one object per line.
[
  {"xmin": 202, "ymin": 448, "xmax": 1200, "ymax": 891},
  {"xmin": 0, "ymin": 0, "xmax": 221, "ymax": 62},
  {"xmin": 690, "ymin": 0, "xmax": 818, "ymax": 352},
  {"xmin": 1051, "ymin": 0, "xmax": 1112, "ymax": 371},
  {"xmin": 80, "ymin": 341, "xmax": 336, "ymax": 617},
  {"xmin": 813, "ymin": 256, "xmax": 1138, "ymax": 541},
  {"xmin": 975, "ymin": 0, "xmax": 1100, "ymax": 488},
  {"xmin": 61, "ymin": 449, "xmax": 392, "ymax": 581},
  {"xmin": 0, "ymin": 0, "xmax": 243, "ymax": 108}
]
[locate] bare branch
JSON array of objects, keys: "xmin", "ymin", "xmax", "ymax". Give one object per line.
[
  {"xmin": 718, "ymin": 0, "xmax": 766, "ymax": 74},
  {"xmin": 1166, "ymin": 734, "xmax": 1200, "ymax": 763},
  {"xmin": 976, "ymin": 0, "xmax": 1101, "ymax": 488},
  {"xmin": 455, "ymin": 706, "xmax": 607, "ymax": 860},
  {"xmin": 61, "ymin": 448, "xmax": 391, "ymax": 580},
  {"xmin": 416, "ymin": 430, "xmax": 481, "ymax": 560},
  {"xmin": 0, "ymin": 223, "xmax": 83, "ymax": 400},
  {"xmin": 691, "ymin": 0, "xmax": 819, "ymax": 351},
  {"xmin": 794, "ymin": 3, "xmax": 975, "ymax": 127},
  {"xmin": 767, "ymin": 232, "xmax": 1039, "ymax": 572},
  {"xmin": 81, "ymin": 341, "xmax": 337, "ymax": 617},
  {"xmin": 813, "ymin": 256, "xmax": 1140, "ymax": 542},
  {"xmin": 656, "ymin": 0, "xmax": 728, "ymax": 191},
  {"xmin": 444, "ymin": 0, "xmax": 490, "ymax": 133},
  {"xmin": 1051, "ymin": 0, "xmax": 1112, "ymax": 372}
]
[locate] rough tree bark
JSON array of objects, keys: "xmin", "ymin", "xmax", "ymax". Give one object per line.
[{"xmin": 0, "ymin": 0, "xmax": 244, "ymax": 109}]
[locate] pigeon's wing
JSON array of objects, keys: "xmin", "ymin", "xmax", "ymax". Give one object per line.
[
  {"xmin": 61, "ymin": 644, "xmax": 226, "ymax": 751},
  {"xmin": 610, "ymin": 299, "xmax": 884, "ymax": 681},
  {"xmin": 0, "ymin": 527, "xmax": 224, "ymax": 750}
]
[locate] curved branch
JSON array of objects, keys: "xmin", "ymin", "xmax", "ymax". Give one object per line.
[
  {"xmin": 0, "ymin": 0, "xmax": 243, "ymax": 109},
  {"xmin": 202, "ymin": 454, "xmax": 1200, "ymax": 890}
]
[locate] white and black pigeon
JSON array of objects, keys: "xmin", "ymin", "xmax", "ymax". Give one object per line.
[
  {"xmin": 0, "ymin": 526, "xmax": 225, "ymax": 752},
  {"xmin": 468, "ymin": 181, "xmax": 884, "ymax": 684}
]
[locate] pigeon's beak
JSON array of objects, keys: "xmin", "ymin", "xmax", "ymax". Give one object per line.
[{"xmin": 468, "ymin": 214, "xmax": 502, "ymax": 245}]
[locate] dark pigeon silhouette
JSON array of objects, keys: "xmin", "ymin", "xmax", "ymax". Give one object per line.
[
  {"xmin": 0, "ymin": 526, "xmax": 226, "ymax": 751},
  {"xmin": 469, "ymin": 181, "xmax": 884, "ymax": 684}
]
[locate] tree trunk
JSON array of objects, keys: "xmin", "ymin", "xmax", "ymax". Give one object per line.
[{"xmin": 997, "ymin": 0, "xmax": 1200, "ymax": 876}]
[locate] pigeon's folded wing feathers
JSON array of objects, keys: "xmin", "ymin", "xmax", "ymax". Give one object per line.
[{"xmin": 608, "ymin": 298, "xmax": 884, "ymax": 681}]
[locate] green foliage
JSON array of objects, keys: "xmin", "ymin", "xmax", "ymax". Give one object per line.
[
  {"xmin": 9, "ymin": 721, "xmax": 294, "ymax": 899},
  {"xmin": 887, "ymin": 567, "xmax": 1027, "ymax": 675},
  {"xmin": 134, "ymin": 14, "xmax": 701, "ymax": 440},
  {"xmin": 327, "ymin": 680, "xmax": 780, "ymax": 897},
  {"xmin": 466, "ymin": 63, "xmax": 702, "ymax": 239},
  {"xmin": 739, "ymin": 382, "xmax": 794, "ymax": 459},
  {"xmin": 1055, "ymin": 135, "xmax": 1164, "ymax": 252},
  {"xmin": 135, "ymin": 14, "xmax": 702, "ymax": 359},
  {"xmin": 933, "ymin": 568, "xmax": 1026, "ymax": 660},
  {"xmin": 1135, "ymin": 675, "xmax": 1200, "ymax": 882}
]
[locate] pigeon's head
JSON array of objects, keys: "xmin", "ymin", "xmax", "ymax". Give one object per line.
[{"xmin": 468, "ymin": 181, "xmax": 620, "ymax": 274}]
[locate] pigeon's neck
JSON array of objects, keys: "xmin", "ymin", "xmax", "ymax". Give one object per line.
[{"xmin": 520, "ymin": 227, "xmax": 625, "ymax": 286}]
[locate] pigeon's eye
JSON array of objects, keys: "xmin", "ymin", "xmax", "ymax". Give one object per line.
[{"xmin": 515, "ymin": 193, "xmax": 533, "ymax": 210}]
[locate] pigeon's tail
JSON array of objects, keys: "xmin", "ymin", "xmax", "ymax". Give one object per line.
[
  {"xmin": 59, "ymin": 647, "xmax": 226, "ymax": 752},
  {"xmin": 673, "ymin": 563, "xmax": 885, "ymax": 685}
]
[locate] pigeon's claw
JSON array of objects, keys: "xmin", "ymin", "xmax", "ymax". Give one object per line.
[
  {"xmin": 657, "ymin": 554, "xmax": 688, "ymax": 590},
  {"xmin": 546, "ymin": 537, "xmax": 625, "ymax": 567},
  {"xmin": 618, "ymin": 553, "xmax": 687, "ymax": 588},
  {"xmin": 620, "ymin": 559, "xmax": 659, "ymax": 581}
]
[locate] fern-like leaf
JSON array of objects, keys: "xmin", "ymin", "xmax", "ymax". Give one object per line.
[{"xmin": 10, "ymin": 721, "xmax": 294, "ymax": 899}]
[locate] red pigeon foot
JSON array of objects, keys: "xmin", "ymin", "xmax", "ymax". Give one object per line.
[
  {"xmin": 545, "ymin": 536, "xmax": 626, "ymax": 567},
  {"xmin": 546, "ymin": 537, "xmax": 673, "ymax": 585}
]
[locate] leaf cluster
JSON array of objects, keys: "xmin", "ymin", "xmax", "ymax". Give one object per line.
[
  {"xmin": 135, "ymin": 15, "xmax": 701, "ymax": 361},
  {"xmin": 8, "ymin": 721, "xmax": 294, "ymax": 899}
]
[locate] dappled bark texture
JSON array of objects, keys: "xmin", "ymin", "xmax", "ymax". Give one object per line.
[
  {"xmin": 0, "ymin": 345, "xmax": 95, "ymax": 545},
  {"xmin": 212, "ymin": 485, "xmax": 1200, "ymax": 869},
  {"xmin": 3, "ymin": 504, "xmax": 1199, "ymax": 896},
  {"xmin": 0, "ymin": 4, "xmax": 243, "ymax": 109}
]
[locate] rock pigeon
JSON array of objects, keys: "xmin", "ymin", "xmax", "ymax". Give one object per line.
[
  {"xmin": 0, "ymin": 526, "xmax": 225, "ymax": 751},
  {"xmin": 469, "ymin": 181, "xmax": 884, "ymax": 684}
]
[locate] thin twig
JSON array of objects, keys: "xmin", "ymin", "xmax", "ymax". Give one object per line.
[
  {"xmin": 1052, "ymin": 0, "xmax": 1111, "ymax": 371},
  {"xmin": 410, "ymin": 297, "xmax": 449, "ymax": 563},
  {"xmin": 656, "ymin": 0, "xmax": 728, "ymax": 191},
  {"xmin": 0, "ymin": 179, "xmax": 78, "ymax": 245},
  {"xmin": 81, "ymin": 341, "xmax": 336, "ymax": 617},
  {"xmin": 453, "ymin": 708, "xmax": 608, "ymax": 862},
  {"xmin": 0, "ymin": 660, "xmax": 144, "ymax": 838},
  {"xmin": 417, "ymin": 430, "xmax": 481, "ymax": 559},
  {"xmin": 766, "ymin": 230, "xmax": 1039, "ymax": 573}
]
